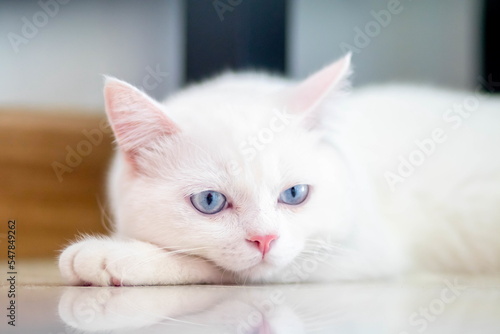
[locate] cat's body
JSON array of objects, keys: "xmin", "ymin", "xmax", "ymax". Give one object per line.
[
  {"xmin": 330, "ymin": 84, "xmax": 500, "ymax": 274},
  {"xmin": 59, "ymin": 55, "xmax": 500, "ymax": 286}
]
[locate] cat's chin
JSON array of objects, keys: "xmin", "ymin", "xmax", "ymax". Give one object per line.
[{"xmin": 230, "ymin": 257, "xmax": 291, "ymax": 283}]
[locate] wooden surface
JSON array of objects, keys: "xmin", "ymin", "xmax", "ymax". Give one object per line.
[{"xmin": 0, "ymin": 109, "xmax": 113, "ymax": 259}]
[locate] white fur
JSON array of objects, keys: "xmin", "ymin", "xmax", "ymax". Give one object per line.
[{"xmin": 59, "ymin": 55, "xmax": 500, "ymax": 286}]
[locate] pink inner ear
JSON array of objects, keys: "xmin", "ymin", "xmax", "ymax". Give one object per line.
[
  {"xmin": 104, "ymin": 77, "xmax": 179, "ymax": 163},
  {"xmin": 289, "ymin": 53, "xmax": 352, "ymax": 113}
]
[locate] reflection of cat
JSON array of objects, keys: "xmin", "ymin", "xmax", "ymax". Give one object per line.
[
  {"xmin": 58, "ymin": 279, "xmax": 485, "ymax": 333},
  {"xmin": 59, "ymin": 54, "xmax": 500, "ymax": 286},
  {"xmin": 56, "ymin": 284, "xmax": 374, "ymax": 333}
]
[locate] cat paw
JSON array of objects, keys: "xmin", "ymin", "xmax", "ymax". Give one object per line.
[
  {"xmin": 59, "ymin": 238, "xmax": 115, "ymax": 286},
  {"xmin": 59, "ymin": 237, "xmax": 162, "ymax": 286}
]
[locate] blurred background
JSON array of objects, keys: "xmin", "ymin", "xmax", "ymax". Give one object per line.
[{"xmin": 0, "ymin": 0, "xmax": 496, "ymax": 260}]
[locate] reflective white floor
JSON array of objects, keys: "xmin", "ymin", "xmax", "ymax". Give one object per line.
[{"xmin": 2, "ymin": 275, "xmax": 500, "ymax": 334}]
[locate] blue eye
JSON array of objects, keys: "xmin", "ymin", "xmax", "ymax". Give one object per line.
[
  {"xmin": 190, "ymin": 190, "xmax": 227, "ymax": 214},
  {"xmin": 279, "ymin": 184, "xmax": 309, "ymax": 205}
]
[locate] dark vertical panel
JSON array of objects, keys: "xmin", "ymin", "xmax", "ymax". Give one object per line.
[
  {"xmin": 482, "ymin": 0, "xmax": 500, "ymax": 92},
  {"xmin": 185, "ymin": 0, "xmax": 286, "ymax": 84}
]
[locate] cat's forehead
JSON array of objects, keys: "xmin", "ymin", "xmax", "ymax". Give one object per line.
[
  {"xmin": 157, "ymin": 76, "xmax": 323, "ymax": 191},
  {"xmin": 164, "ymin": 74, "xmax": 291, "ymax": 130},
  {"xmin": 167, "ymin": 97, "xmax": 295, "ymax": 144},
  {"xmin": 171, "ymin": 143, "xmax": 316, "ymax": 205},
  {"xmin": 170, "ymin": 124, "xmax": 320, "ymax": 190}
]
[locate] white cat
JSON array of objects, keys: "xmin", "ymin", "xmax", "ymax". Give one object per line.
[{"xmin": 59, "ymin": 54, "xmax": 500, "ymax": 286}]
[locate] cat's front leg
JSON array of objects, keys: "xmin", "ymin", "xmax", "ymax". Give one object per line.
[{"xmin": 59, "ymin": 237, "xmax": 232, "ymax": 286}]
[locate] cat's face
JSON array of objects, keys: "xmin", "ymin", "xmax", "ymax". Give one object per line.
[{"xmin": 105, "ymin": 55, "xmax": 353, "ymax": 280}]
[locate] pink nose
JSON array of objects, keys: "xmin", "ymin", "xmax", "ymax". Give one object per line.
[{"xmin": 246, "ymin": 234, "xmax": 278, "ymax": 257}]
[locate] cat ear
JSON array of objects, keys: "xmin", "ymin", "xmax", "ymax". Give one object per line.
[
  {"xmin": 103, "ymin": 77, "xmax": 179, "ymax": 167},
  {"xmin": 286, "ymin": 53, "xmax": 352, "ymax": 114}
]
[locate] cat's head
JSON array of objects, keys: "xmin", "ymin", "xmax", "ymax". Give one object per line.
[{"xmin": 104, "ymin": 55, "xmax": 356, "ymax": 281}]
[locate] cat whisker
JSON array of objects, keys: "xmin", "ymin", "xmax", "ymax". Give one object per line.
[{"xmin": 155, "ymin": 246, "xmax": 211, "ymax": 255}]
